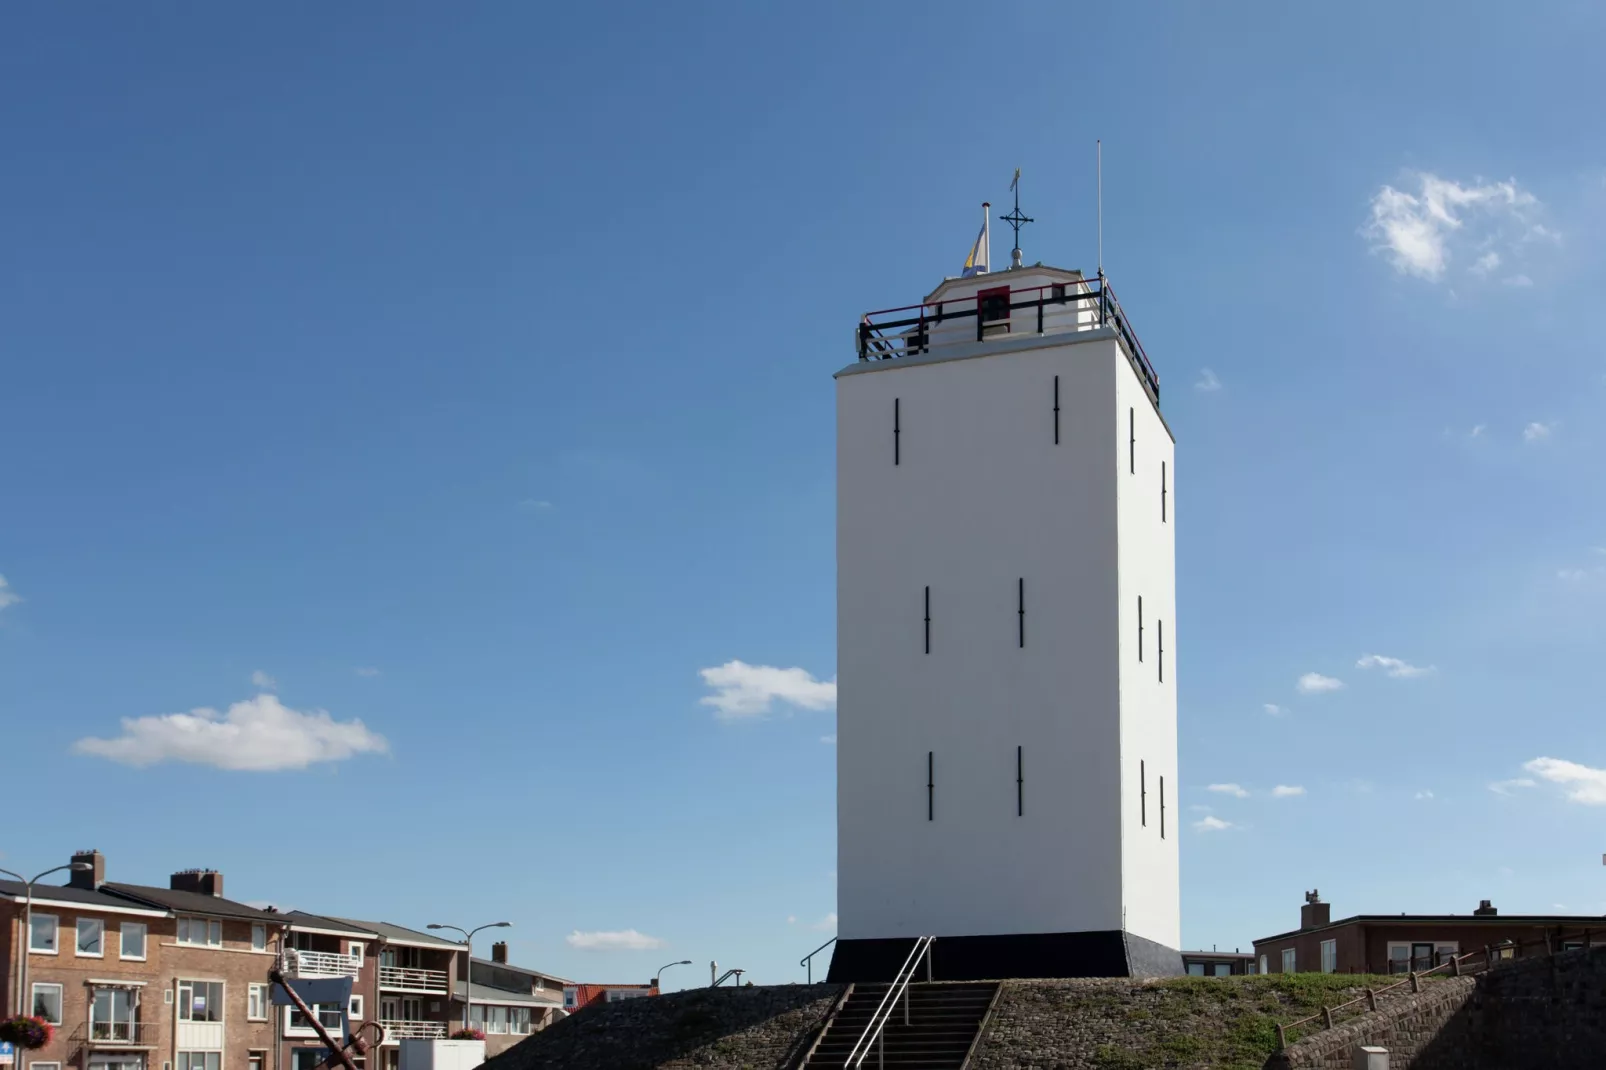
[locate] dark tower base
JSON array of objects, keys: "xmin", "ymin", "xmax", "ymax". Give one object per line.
[{"xmin": 825, "ymin": 931, "xmax": 1183, "ymax": 983}]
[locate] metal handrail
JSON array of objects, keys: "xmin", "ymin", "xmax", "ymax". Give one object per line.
[
  {"xmin": 1273, "ymin": 926, "xmax": 1598, "ymax": 1050},
  {"xmin": 800, "ymin": 937, "xmax": 837, "ymax": 984},
  {"xmin": 711, "ymin": 968, "xmax": 746, "ymax": 987},
  {"xmin": 844, "ymin": 935, "xmax": 934, "ymax": 1069}
]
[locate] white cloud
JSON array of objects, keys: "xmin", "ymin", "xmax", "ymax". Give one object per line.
[
  {"xmin": 1557, "ymin": 568, "xmax": 1590, "ymax": 582},
  {"xmin": 1190, "ymin": 804, "xmax": 1213, "ymax": 813},
  {"xmin": 820, "ymin": 734, "xmax": 837, "ymax": 745},
  {"xmin": 1271, "ymin": 785, "xmax": 1306, "ymax": 797},
  {"xmin": 811, "ymin": 912, "xmax": 838, "ymax": 932},
  {"xmin": 698, "ymin": 660, "xmax": 836, "ymax": 720},
  {"xmin": 1523, "ymin": 421, "xmax": 1553, "ymax": 442},
  {"xmin": 1194, "ymin": 368, "xmax": 1222, "ymax": 392},
  {"xmin": 1488, "ymin": 777, "xmax": 1536, "ymax": 796},
  {"xmin": 1415, "ymin": 790, "xmax": 1435, "ymax": 800},
  {"xmin": 1523, "ymin": 757, "xmax": 1606, "ymax": 805},
  {"xmin": 1469, "ymin": 424, "xmax": 1486, "ymax": 438},
  {"xmin": 565, "ymin": 929, "xmax": 665, "ymax": 951},
  {"xmin": 355, "ymin": 667, "xmax": 381, "ymax": 678},
  {"xmin": 250, "ymin": 670, "xmax": 278, "ymax": 691},
  {"xmin": 1263, "ymin": 703, "xmax": 1287, "ymax": 716},
  {"xmin": 0, "ymin": 575, "xmax": 20, "ymax": 612},
  {"xmin": 1207, "ymin": 783, "xmax": 1249, "ymax": 798},
  {"xmin": 1363, "ymin": 172, "xmax": 1544, "ymax": 282},
  {"xmin": 517, "ymin": 499, "xmax": 553, "ymax": 512},
  {"xmin": 1297, "ymin": 672, "xmax": 1344, "ymax": 694},
  {"xmin": 1356, "ymin": 654, "xmax": 1435, "ymax": 678},
  {"xmin": 1503, "ymin": 273, "xmax": 1534, "ymax": 287},
  {"xmin": 786, "ymin": 915, "xmax": 797, "ymax": 925},
  {"xmin": 1194, "ymin": 816, "xmax": 1233, "ymax": 832},
  {"xmin": 72, "ymin": 694, "xmax": 388, "ymax": 772}
]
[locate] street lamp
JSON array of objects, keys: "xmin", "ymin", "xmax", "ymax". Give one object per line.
[
  {"xmin": 654, "ymin": 960, "xmax": 693, "ymax": 991},
  {"xmin": 427, "ymin": 922, "xmax": 511, "ymax": 1030},
  {"xmin": 1, "ymin": 862, "xmax": 93, "ymax": 1070}
]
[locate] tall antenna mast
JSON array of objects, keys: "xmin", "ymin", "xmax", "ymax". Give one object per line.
[
  {"xmin": 1097, "ymin": 139, "xmax": 1104, "ymax": 278},
  {"xmin": 1001, "ymin": 167, "xmax": 1033, "ymax": 269}
]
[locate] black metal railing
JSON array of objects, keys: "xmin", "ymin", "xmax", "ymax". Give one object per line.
[{"xmin": 855, "ymin": 275, "xmax": 1160, "ymax": 404}]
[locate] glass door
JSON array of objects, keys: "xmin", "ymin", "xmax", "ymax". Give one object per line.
[{"xmin": 91, "ymin": 989, "xmax": 135, "ymax": 1041}]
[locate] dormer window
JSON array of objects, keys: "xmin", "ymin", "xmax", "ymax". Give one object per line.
[{"xmin": 978, "ymin": 286, "xmax": 1010, "ymax": 324}]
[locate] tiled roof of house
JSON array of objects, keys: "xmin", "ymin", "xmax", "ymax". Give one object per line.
[{"xmin": 103, "ymin": 882, "xmax": 288, "ymax": 922}]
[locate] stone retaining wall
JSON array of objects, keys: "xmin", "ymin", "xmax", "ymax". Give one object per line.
[{"xmin": 1262, "ymin": 978, "xmax": 1476, "ymax": 1069}]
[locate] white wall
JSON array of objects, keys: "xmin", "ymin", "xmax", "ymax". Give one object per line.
[
  {"xmin": 1114, "ymin": 348, "xmax": 1181, "ymax": 952},
  {"xmin": 838, "ymin": 328, "xmax": 1127, "ymax": 940}
]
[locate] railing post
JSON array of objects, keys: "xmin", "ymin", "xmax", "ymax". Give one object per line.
[
  {"xmin": 1036, "ymin": 296, "xmax": 1044, "ymax": 334},
  {"xmin": 926, "ymin": 940, "xmax": 932, "ymax": 983},
  {"xmin": 1366, "ymin": 988, "xmax": 1377, "ymax": 1012},
  {"xmin": 1322, "ymin": 1007, "xmax": 1334, "ymax": 1029},
  {"xmin": 1451, "ymin": 955, "xmax": 1461, "ymax": 977},
  {"xmin": 1409, "ymin": 972, "xmax": 1420, "ymax": 993},
  {"xmin": 878, "ymin": 1028, "xmax": 884, "ymax": 1070},
  {"xmin": 1275, "ymin": 1023, "xmax": 1286, "ymax": 1051}
]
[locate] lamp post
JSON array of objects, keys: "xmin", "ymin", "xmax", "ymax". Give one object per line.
[
  {"xmin": 427, "ymin": 922, "xmax": 510, "ymax": 1030},
  {"xmin": 653, "ymin": 960, "xmax": 692, "ymax": 992},
  {"xmin": 2, "ymin": 862, "xmax": 93, "ymax": 1070}
]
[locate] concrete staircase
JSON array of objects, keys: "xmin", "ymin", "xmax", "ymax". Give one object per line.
[{"xmin": 802, "ymin": 981, "xmax": 999, "ymax": 1069}]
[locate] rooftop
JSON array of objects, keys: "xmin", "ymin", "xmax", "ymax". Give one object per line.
[
  {"xmin": 322, "ymin": 916, "xmax": 465, "ymax": 950},
  {"xmin": 104, "ymin": 881, "xmax": 288, "ymax": 922},
  {"xmin": 0, "ymin": 880, "xmax": 168, "ymax": 916},
  {"xmin": 1255, "ymin": 912, "xmax": 1606, "ymax": 945}
]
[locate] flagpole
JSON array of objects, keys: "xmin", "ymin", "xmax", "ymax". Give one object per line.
[
  {"xmin": 1096, "ymin": 139, "xmax": 1103, "ymax": 278},
  {"xmin": 983, "ymin": 201, "xmax": 991, "ymax": 274}
]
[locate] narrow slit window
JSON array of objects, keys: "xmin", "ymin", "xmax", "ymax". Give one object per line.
[
  {"xmin": 923, "ymin": 585, "xmax": 931, "ymax": 655},
  {"xmin": 1160, "ymin": 775, "xmax": 1166, "ymax": 839},
  {"xmin": 1053, "ymin": 375, "xmax": 1061, "ymax": 445},
  {"xmin": 1017, "ymin": 578, "xmax": 1025, "ymax": 649},
  {"xmin": 1129, "ymin": 407, "xmax": 1135, "ymax": 474},
  {"xmin": 1161, "ymin": 460, "xmax": 1168, "ymax": 522},
  {"xmin": 1138, "ymin": 596, "xmax": 1144, "ymax": 662},
  {"xmin": 927, "ymin": 751, "xmax": 934, "ymax": 821},
  {"xmin": 1016, "ymin": 745, "xmax": 1024, "ymax": 817},
  {"xmin": 894, "ymin": 398, "xmax": 901, "ymax": 466},
  {"xmin": 1141, "ymin": 760, "xmax": 1147, "ymax": 826},
  {"xmin": 1158, "ymin": 620, "xmax": 1165, "ymax": 683}
]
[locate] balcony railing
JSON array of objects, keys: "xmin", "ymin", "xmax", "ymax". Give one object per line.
[
  {"xmin": 79, "ymin": 1020, "xmax": 158, "ymax": 1046},
  {"xmin": 856, "ymin": 275, "xmax": 1160, "ymax": 404},
  {"xmin": 288, "ymin": 949, "xmax": 362, "ymax": 978},
  {"xmin": 379, "ymin": 1020, "xmax": 447, "ymax": 1042},
  {"xmin": 378, "ymin": 966, "xmax": 450, "ymax": 993}
]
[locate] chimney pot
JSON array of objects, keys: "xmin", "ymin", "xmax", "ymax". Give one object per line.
[
  {"xmin": 1474, "ymin": 899, "xmax": 1498, "ymax": 916},
  {"xmin": 1300, "ymin": 890, "xmax": 1331, "ymax": 930},
  {"xmin": 71, "ymin": 851, "xmax": 106, "ymax": 890},
  {"xmin": 492, "ymin": 941, "xmax": 508, "ymax": 964}
]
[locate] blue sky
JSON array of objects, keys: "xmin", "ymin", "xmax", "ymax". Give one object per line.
[{"xmin": 2, "ymin": 2, "xmax": 1604, "ymax": 986}]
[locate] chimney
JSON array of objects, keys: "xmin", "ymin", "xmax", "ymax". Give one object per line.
[
  {"xmin": 170, "ymin": 869, "xmax": 225, "ymax": 897},
  {"xmin": 1300, "ymin": 889, "xmax": 1331, "ymax": 930},
  {"xmin": 71, "ymin": 850, "xmax": 106, "ymax": 890},
  {"xmin": 491, "ymin": 942, "xmax": 508, "ymax": 964},
  {"xmin": 1474, "ymin": 899, "xmax": 1498, "ymax": 917}
]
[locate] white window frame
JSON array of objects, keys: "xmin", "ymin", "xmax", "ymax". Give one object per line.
[
  {"xmin": 177, "ymin": 979, "xmax": 225, "ymax": 1023},
  {"xmin": 248, "ymin": 983, "xmax": 269, "ymax": 1021},
  {"xmin": 348, "ymin": 940, "xmax": 364, "ymax": 963},
  {"xmin": 33, "ymin": 982, "xmax": 65, "ymax": 1024},
  {"xmin": 177, "ymin": 1054, "xmax": 221, "ymax": 1070},
  {"xmin": 31, "ymin": 1063, "xmax": 60, "ymax": 1070},
  {"xmin": 1258, "ymin": 954, "xmax": 1268, "ymax": 975},
  {"xmin": 1320, "ymin": 939, "xmax": 1337, "ymax": 973},
  {"xmin": 30, "ymin": 912, "xmax": 60, "ymax": 954},
  {"xmin": 121, "ymin": 922, "xmax": 148, "ymax": 961},
  {"xmin": 1281, "ymin": 947, "xmax": 1296, "ymax": 974},
  {"xmin": 486, "ymin": 1006, "xmax": 507, "ymax": 1034},
  {"xmin": 177, "ymin": 917, "xmax": 223, "ymax": 948},
  {"xmin": 77, "ymin": 917, "xmax": 107, "ymax": 958},
  {"xmin": 348, "ymin": 996, "xmax": 363, "ymax": 1020},
  {"xmin": 252, "ymin": 924, "xmax": 268, "ymax": 952}
]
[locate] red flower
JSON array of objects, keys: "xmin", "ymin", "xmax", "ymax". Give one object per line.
[{"xmin": 0, "ymin": 1016, "xmax": 54, "ymax": 1050}]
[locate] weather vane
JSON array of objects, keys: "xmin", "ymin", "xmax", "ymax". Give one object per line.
[{"xmin": 1001, "ymin": 167, "xmax": 1033, "ymax": 268}]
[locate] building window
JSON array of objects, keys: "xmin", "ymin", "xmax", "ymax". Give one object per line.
[
  {"xmin": 1320, "ymin": 940, "xmax": 1337, "ymax": 974},
  {"xmin": 1185, "ymin": 962, "xmax": 1205, "ymax": 976},
  {"xmin": 249, "ymin": 1053, "xmax": 267, "ymax": 1070},
  {"xmin": 289, "ymin": 1003, "xmax": 344, "ymax": 1032},
  {"xmin": 248, "ymin": 984, "xmax": 269, "ymax": 1021},
  {"xmin": 30, "ymin": 913, "xmax": 59, "ymax": 953},
  {"xmin": 1281, "ymin": 948, "xmax": 1296, "ymax": 974},
  {"xmin": 179, "ymin": 1054, "xmax": 221, "ymax": 1070},
  {"xmin": 30, "ymin": 1064, "xmax": 59, "ymax": 1070},
  {"xmin": 90, "ymin": 987, "xmax": 137, "ymax": 1041},
  {"xmin": 251, "ymin": 924, "xmax": 267, "ymax": 952},
  {"xmin": 178, "ymin": 980, "xmax": 224, "ymax": 1022},
  {"xmin": 177, "ymin": 917, "xmax": 222, "ymax": 948},
  {"xmin": 291, "ymin": 1052, "xmax": 323, "ymax": 1070},
  {"xmin": 77, "ymin": 917, "xmax": 106, "ymax": 957},
  {"xmin": 348, "ymin": 996, "xmax": 364, "ymax": 1020},
  {"xmin": 1212, "ymin": 963, "xmax": 1232, "ymax": 977},
  {"xmin": 509, "ymin": 1008, "xmax": 531, "ymax": 1035},
  {"xmin": 32, "ymin": 983, "xmax": 64, "ymax": 1024},
  {"xmin": 121, "ymin": 923, "xmax": 147, "ymax": 960},
  {"xmin": 348, "ymin": 941, "xmax": 364, "ymax": 963},
  {"xmin": 978, "ymin": 285, "xmax": 1010, "ymax": 325},
  {"xmin": 1258, "ymin": 954, "xmax": 1268, "ymax": 975},
  {"xmin": 469, "ymin": 1005, "xmax": 485, "ymax": 1029}
]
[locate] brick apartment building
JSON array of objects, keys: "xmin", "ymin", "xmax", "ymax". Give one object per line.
[
  {"xmin": 2, "ymin": 853, "xmax": 567, "ymax": 1070},
  {"xmin": 1253, "ymin": 890, "xmax": 1606, "ymax": 976}
]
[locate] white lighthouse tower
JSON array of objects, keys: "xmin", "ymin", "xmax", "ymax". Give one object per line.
[{"xmin": 828, "ymin": 238, "xmax": 1180, "ymax": 981}]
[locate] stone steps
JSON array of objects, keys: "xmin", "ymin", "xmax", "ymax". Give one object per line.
[{"xmin": 803, "ymin": 982, "xmax": 998, "ymax": 1069}]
